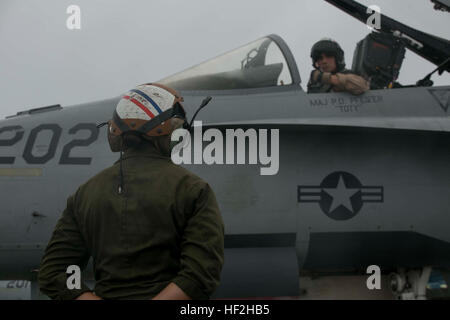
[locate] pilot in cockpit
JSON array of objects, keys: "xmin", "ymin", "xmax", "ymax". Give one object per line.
[{"xmin": 307, "ymin": 38, "xmax": 369, "ymax": 95}]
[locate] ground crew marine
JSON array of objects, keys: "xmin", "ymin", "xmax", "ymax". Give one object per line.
[{"xmin": 38, "ymin": 83, "xmax": 225, "ymax": 300}]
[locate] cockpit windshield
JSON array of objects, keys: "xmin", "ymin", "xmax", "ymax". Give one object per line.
[{"xmin": 158, "ymin": 37, "xmax": 294, "ymax": 91}]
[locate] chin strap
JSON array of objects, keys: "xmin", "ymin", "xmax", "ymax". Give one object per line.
[{"xmin": 118, "ymin": 139, "xmax": 124, "ymax": 195}]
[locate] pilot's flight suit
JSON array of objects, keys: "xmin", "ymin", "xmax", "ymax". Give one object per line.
[
  {"xmin": 307, "ymin": 68, "xmax": 369, "ymax": 95},
  {"xmin": 38, "ymin": 138, "xmax": 225, "ymax": 300}
]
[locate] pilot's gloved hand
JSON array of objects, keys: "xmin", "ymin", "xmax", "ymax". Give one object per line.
[
  {"xmin": 311, "ymin": 70, "xmax": 323, "ymax": 83},
  {"xmin": 312, "ymin": 70, "xmax": 335, "ymax": 85}
]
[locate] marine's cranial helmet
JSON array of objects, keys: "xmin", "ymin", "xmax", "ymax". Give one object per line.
[
  {"xmin": 106, "ymin": 83, "xmax": 187, "ymax": 152},
  {"xmin": 310, "ymin": 38, "xmax": 346, "ymax": 71}
]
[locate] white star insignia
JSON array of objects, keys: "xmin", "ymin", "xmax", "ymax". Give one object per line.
[{"xmin": 323, "ymin": 174, "xmax": 359, "ymax": 213}]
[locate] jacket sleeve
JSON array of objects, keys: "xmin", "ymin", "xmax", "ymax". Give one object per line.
[
  {"xmin": 172, "ymin": 182, "xmax": 225, "ymax": 300},
  {"xmin": 331, "ymin": 72, "xmax": 370, "ymax": 95},
  {"xmin": 38, "ymin": 194, "xmax": 92, "ymax": 300}
]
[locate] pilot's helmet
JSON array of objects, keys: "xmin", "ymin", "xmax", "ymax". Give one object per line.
[
  {"xmin": 107, "ymin": 83, "xmax": 187, "ymax": 152},
  {"xmin": 310, "ymin": 38, "xmax": 345, "ymax": 71}
]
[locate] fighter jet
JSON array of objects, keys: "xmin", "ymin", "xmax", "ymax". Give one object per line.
[{"xmin": 0, "ymin": 0, "xmax": 448, "ymax": 300}]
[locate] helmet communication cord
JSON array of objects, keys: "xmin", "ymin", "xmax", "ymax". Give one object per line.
[{"xmin": 185, "ymin": 96, "xmax": 212, "ymax": 131}]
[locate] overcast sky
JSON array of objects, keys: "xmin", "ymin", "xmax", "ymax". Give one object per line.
[{"xmin": 0, "ymin": 0, "xmax": 449, "ymax": 119}]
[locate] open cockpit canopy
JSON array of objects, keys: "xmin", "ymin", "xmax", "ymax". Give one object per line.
[{"xmin": 158, "ymin": 35, "xmax": 301, "ymax": 91}]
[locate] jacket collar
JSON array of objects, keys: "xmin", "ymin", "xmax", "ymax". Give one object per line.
[{"xmin": 115, "ymin": 143, "xmax": 170, "ymax": 163}]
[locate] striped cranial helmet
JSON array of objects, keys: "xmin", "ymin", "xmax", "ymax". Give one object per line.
[
  {"xmin": 109, "ymin": 83, "xmax": 186, "ymax": 139},
  {"xmin": 103, "ymin": 83, "xmax": 187, "ymax": 193}
]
